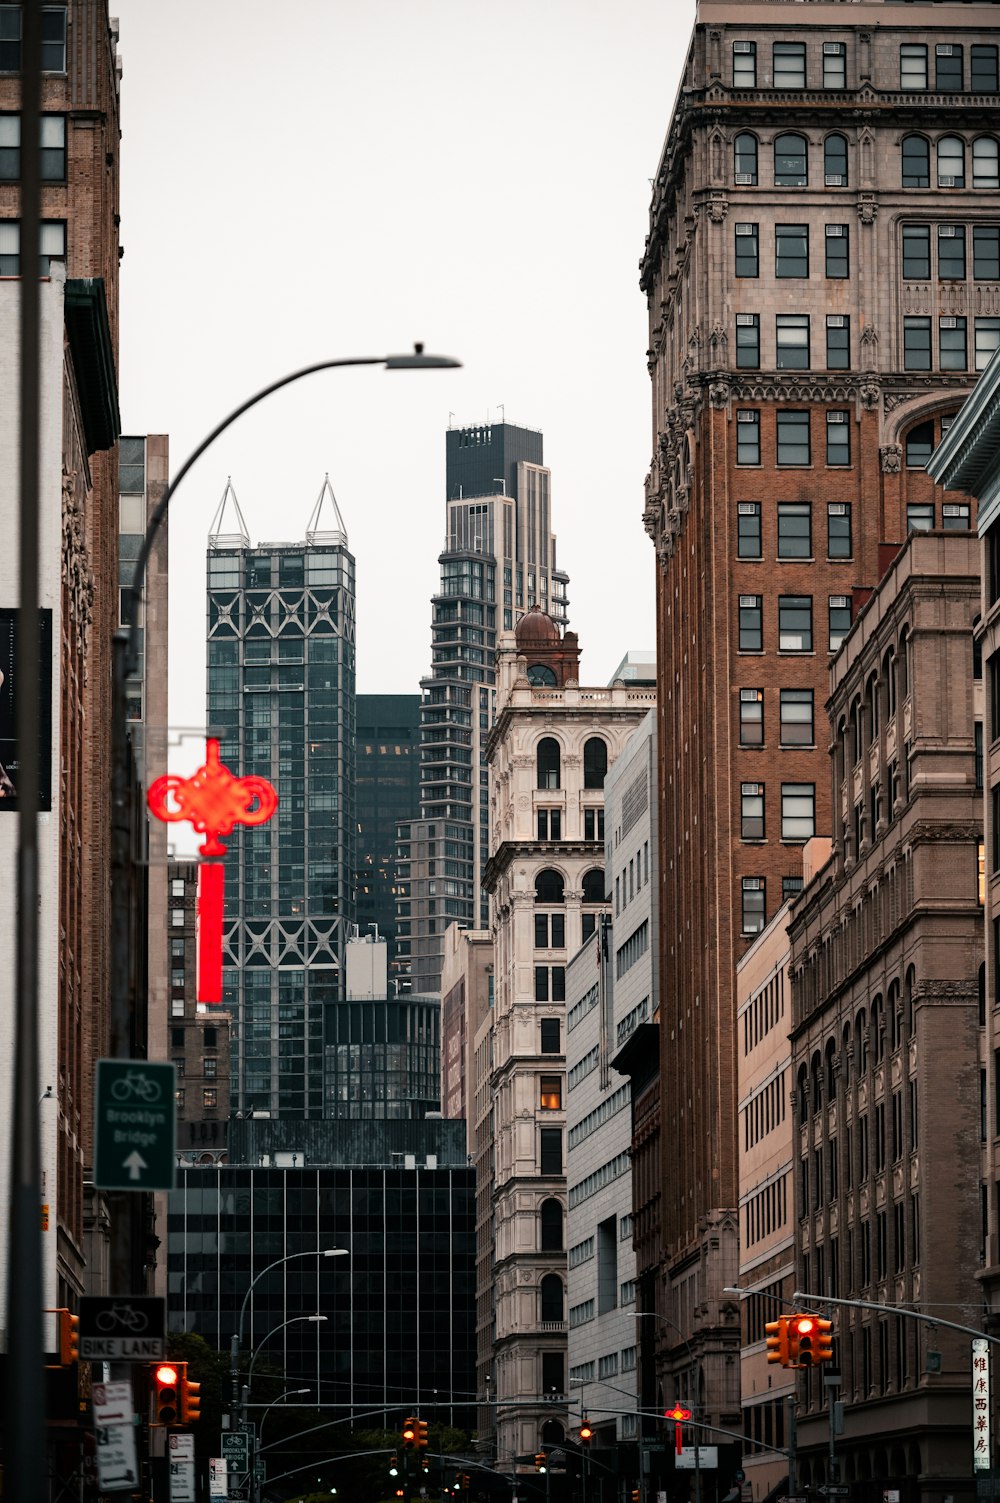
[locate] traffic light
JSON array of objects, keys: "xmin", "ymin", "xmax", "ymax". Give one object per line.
[
  {"xmin": 535, "ymin": 1453, "xmax": 547, "ymax": 1473},
  {"xmin": 788, "ymin": 1314, "xmax": 816, "ymax": 1367},
  {"xmin": 152, "ymin": 1362, "xmax": 180, "ymax": 1426},
  {"xmin": 460, "ymin": 1475, "xmax": 470, "ymax": 1491},
  {"xmin": 402, "ymin": 1417, "xmax": 418, "ymax": 1449},
  {"xmin": 815, "ymin": 1316, "xmax": 834, "ymax": 1363},
  {"xmin": 765, "ymin": 1316, "xmax": 788, "ymax": 1366},
  {"xmin": 179, "ymin": 1365, "xmax": 201, "ymax": 1424},
  {"xmin": 59, "ymin": 1309, "xmax": 79, "ymax": 1365},
  {"xmin": 632, "ymin": 1491, "xmax": 641, "ymax": 1502},
  {"xmin": 417, "ymin": 1418, "xmax": 429, "ymax": 1450},
  {"xmin": 389, "ymin": 1455, "xmax": 399, "ymax": 1477},
  {"xmin": 579, "ymin": 1417, "xmax": 593, "ymax": 1446}
]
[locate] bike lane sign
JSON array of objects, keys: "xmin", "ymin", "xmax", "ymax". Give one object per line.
[
  {"xmin": 94, "ymin": 1060, "xmax": 176, "ymax": 1191},
  {"xmin": 80, "ymin": 1296, "xmax": 166, "ymax": 1360}
]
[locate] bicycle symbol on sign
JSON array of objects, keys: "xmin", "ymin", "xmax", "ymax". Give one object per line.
[
  {"xmin": 95, "ymin": 1302, "xmax": 150, "ymax": 1334},
  {"xmin": 110, "ymin": 1069, "xmax": 162, "ymax": 1104}
]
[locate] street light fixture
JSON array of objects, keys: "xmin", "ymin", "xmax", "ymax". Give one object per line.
[
  {"xmin": 246, "ymin": 1314, "xmax": 327, "ymax": 1390},
  {"xmin": 229, "ymin": 1248, "xmax": 346, "ymax": 1423}
]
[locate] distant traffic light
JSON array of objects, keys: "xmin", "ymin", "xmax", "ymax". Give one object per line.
[
  {"xmin": 815, "ymin": 1317, "xmax": 834, "ymax": 1364},
  {"xmin": 535, "ymin": 1453, "xmax": 547, "ymax": 1473},
  {"xmin": 179, "ymin": 1365, "xmax": 201, "ymax": 1424},
  {"xmin": 402, "ymin": 1417, "xmax": 418, "ymax": 1449},
  {"xmin": 789, "ymin": 1315, "xmax": 816, "ymax": 1367},
  {"xmin": 58, "ymin": 1309, "xmax": 79, "ymax": 1365},
  {"xmin": 389, "ymin": 1455, "xmax": 399, "ymax": 1477},
  {"xmin": 152, "ymin": 1362, "xmax": 179, "ymax": 1426},
  {"xmin": 579, "ymin": 1417, "xmax": 593, "ymax": 1446},
  {"xmin": 417, "ymin": 1418, "xmax": 429, "ymax": 1450},
  {"xmin": 632, "ymin": 1490, "xmax": 641, "ymax": 1502}
]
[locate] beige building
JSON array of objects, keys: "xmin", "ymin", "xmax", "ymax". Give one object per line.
[
  {"xmin": 482, "ymin": 607, "xmax": 652, "ymax": 1471},
  {"xmin": 789, "ymin": 531, "xmax": 983, "ymax": 1503}
]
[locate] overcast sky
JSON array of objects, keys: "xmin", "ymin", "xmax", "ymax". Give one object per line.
[{"xmin": 112, "ymin": 0, "xmax": 692, "ymax": 750}]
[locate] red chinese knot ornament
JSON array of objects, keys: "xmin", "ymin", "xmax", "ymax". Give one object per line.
[{"xmin": 147, "ymin": 738, "xmax": 278, "ymax": 1003}]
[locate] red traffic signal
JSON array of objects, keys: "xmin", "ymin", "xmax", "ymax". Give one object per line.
[
  {"xmin": 152, "ymin": 1362, "xmax": 179, "ymax": 1426},
  {"xmin": 789, "ymin": 1315, "xmax": 816, "ymax": 1367},
  {"xmin": 579, "ymin": 1417, "xmax": 593, "ymax": 1445}
]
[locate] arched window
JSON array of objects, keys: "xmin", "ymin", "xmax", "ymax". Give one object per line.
[
  {"xmin": 905, "ymin": 965, "xmax": 916, "ymax": 1037},
  {"xmin": 811, "ymin": 1051, "xmax": 823, "ymax": 1116},
  {"xmin": 974, "ymin": 135, "xmax": 1000, "ymax": 189},
  {"xmin": 797, "ymin": 1063, "xmax": 809, "ymax": 1118},
  {"xmin": 582, "ymin": 868, "xmax": 606, "ymax": 905},
  {"xmin": 938, "ymin": 134, "xmax": 966, "ymax": 187},
  {"xmin": 825, "ymin": 1038, "xmax": 837, "ymax": 1099},
  {"xmin": 905, "ymin": 420, "xmax": 935, "ymax": 468},
  {"xmin": 535, "ymin": 869, "xmax": 565, "ymax": 905},
  {"xmin": 888, "ymin": 979, "xmax": 901, "ymax": 1052},
  {"xmin": 867, "ymin": 672, "xmax": 880, "ymax": 741},
  {"xmin": 872, "ymin": 995, "xmax": 884, "ymax": 1063},
  {"xmin": 540, "ymin": 1274, "xmax": 564, "ymax": 1323},
  {"xmin": 901, "ymin": 135, "xmax": 930, "ymax": 188},
  {"xmin": 537, "ymin": 737, "xmax": 561, "ymax": 790},
  {"xmin": 842, "ymin": 1023, "xmax": 852, "ymax": 1088},
  {"xmin": 824, "ymin": 133, "xmax": 849, "ymax": 185},
  {"xmin": 774, "ymin": 132, "xmax": 808, "ymax": 186},
  {"xmin": 540, "ymin": 1198, "xmax": 563, "ymax": 1251},
  {"xmin": 851, "ymin": 695, "xmax": 864, "ymax": 765},
  {"xmin": 734, "ymin": 132, "xmax": 758, "ymax": 184},
  {"xmin": 883, "ymin": 649, "xmax": 896, "ymax": 720},
  {"xmin": 583, "ymin": 738, "xmax": 608, "ymax": 789},
  {"xmin": 856, "ymin": 1008, "xmax": 868, "ymax": 1073},
  {"xmin": 899, "ymin": 627, "xmax": 910, "ymax": 700}
]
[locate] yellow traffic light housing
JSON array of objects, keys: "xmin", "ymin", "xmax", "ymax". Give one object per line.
[
  {"xmin": 179, "ymin": 1365, "xmax": 201, "ymax": 1424},
  {"xmin": 152, "ymin": 1362, "xmax": 179, "ymax": 1426},
  {"xmin": 535, "ymin": 1453, "xmax": 547, "ymax": 1473},
  {"xmin": 789, "ymin": 1314, "xmax": 816, "ymax": 1367},
  {"xmin": 815, "ymin": 1316, "xmax": 834, "ymax": 1363},
  {"xmin": 402, "ymin": 1416, "xmax": 417, "ymax": 1449},
  {"xmin": 765, "ymin": 1316, "xmax": 786, "ymax": 1365},
  {"xmin": 59, "ymin": 1309, "xmax": 79, "ymax": 1365},
  {"xmin": 417, "ymin": 1417, "xmax": 429, "ymax": 1450}
]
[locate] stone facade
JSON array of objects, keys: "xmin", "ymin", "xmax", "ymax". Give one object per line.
[{"xmin": 641, "ymin": 0, "xmax": 1000, "ymax": 1431}]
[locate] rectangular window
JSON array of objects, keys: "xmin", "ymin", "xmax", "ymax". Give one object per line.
[
  {"xmin": 540, "ymin": 1018, "xmax": 561, "ymax": 1054},
  {"xmin": 40, "ymin": 114, "xmax": 65, "ymax": 180},
  {"xmin": 733, "ymin": 40, "xmax": 756, "ymax": 88},
  {"xmin": 900, "ymin": 43, "xmax": 928, "ymax": 90},
  {"xmin": 780, "ymin": 688, "xmax": 814, "ymax": 746},
  {"xmin": 904, "ymin": 317, "xmax": 932, "ymax": 371},
  {"xmin": 935, "ymin": 42, "xmax": 963, "ymax": 92},
  {"xmin": 937, "ymin": 224, "xmax": 966, "ymax": 280},
  {"xmin": 942, "ymin": 502, "xmax": 971, "ymax": 531},
  {"xmin": 907, "ymin": 503, "xmax": 935, "ymax": 532},
  {"xmin": 939, "ymin": 316, "xmax": 968, "ymax": 371},
  {"xmin": 540, "ymin": 1075, "xmax": 562, "ymax": 1110},
  {"xmin": 735, "ymin": 222, "xmax": 759, "ymax": 277},
  {"xmin": 825, "ymin": 223, "xmax": 848, "ymax": 278},
  {"xmin": 776, "ymin": 411, "xmax": 810, "ymax": 465},
  {"xmin": 972, "ymin": 44, "xmax": 1000, "ymax": 93},
  {"xmin": 826, "ymin": 315, "xmax": 849, "ymax": 369},
  {"xmin": 0, "ymin": 112, "xmax": 18, "ymax": 179},
  {"xmin": 203, "ymin": 1056, "xmax": 218, "ymax": 1079},
  {"xmin": 535, "ymin": 966, "xmax": 550, "ymax": 1002},
  {"xmin": 976, "ymin": 318, "xmax": 1000, "ymax": 372},
  {"xmin": 41, "ymin": 6, "xmax": 66, "ymax": 70},
  {"xmin": 737, "ymin": 502, "xmax": 762, "ymax": 559},
  {"xmin": 583, "ymin": 807, "xmax": 604, "ymax": 840},
  {"xmin": 742, "ymin": 877, "xmax": 765, "ymax": 935},
  {"xmin": 782, "ymin": 783, "xmax": 816, "ymax": 841},
  {"xmin": 739, "ymin": 595, "xmax": 763, "ymax": 652},
  {"xmin": 537, "ymin": 808, "xmax": 561, "ymax": 841},
  {"xmin": 736, "ymin": 313, "xmax": 760, "ymax": 368},
  {"xmin": 828, "ymin": 503, "xmax": 852, "ymax": 558},
  {"xmin": 773, "ymin": 41, "xmax": 806, "ymax": 88},
  {"xmin": 779, "ymin": 595, "xmax": 812, "ymax": 651},
  {"xmin": 739, "ymin": 688, "xmax": 764, "ymax": 746},
  {"xmin": 0, "ymin": 218, "xmax": 64, "ymax": 275},
  {"xmin": 902, "ymin": 224, "xmax": 931, "ymax": 280},
  {"xmin": 826, "ymin": 410, "xmax": 851, "ymax": 465},
  {"xmin": 775, "ymin": 224, "xmax": 809, "ymax": 278},
  {"xmin": 741, "ymin": 783, "xmax": 765, "ymax": 840},
  {"xmin": 783, "ymin": 874, "xmax": 804, "ymax": 902},
  {"xmin": 974, "ymin": 226, "xmax": 1000, "ymax": 280},
  {"xmin": 823, "ymin": 41, "xmax": 847, "ymax": 89},
  {"xmin": 736, "ymin": 410, "xmax": 761, "ymax": 465},
  {"xmin": 777, "ymin": 503, "xmax": 811, "ymax": 558},
  {"xmin": 540, "ymin": 1128, "xmax": 562, "ymax": 1175}
]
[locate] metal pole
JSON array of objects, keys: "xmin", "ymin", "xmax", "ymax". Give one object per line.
[
  {"xmin": 694, "ymin": 1442, "xmax": 702, "ymax": 1503},
  {"xmin": 6, "ymin": 2, "xmax": 44, "ymax": 1497},
  {"xmin": 786, "ymin": 1397, "xmax": 797, "ymax": 1498}
]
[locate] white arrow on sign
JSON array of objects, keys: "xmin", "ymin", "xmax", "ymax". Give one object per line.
[{"xmin": 123, "ymin": 1151, "xmax": 148, "ymax": 1181}]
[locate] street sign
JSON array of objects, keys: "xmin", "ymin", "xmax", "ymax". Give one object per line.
[
  {"xmin": 96, "ymin": 1423, "xmax": 139, "ymax": 1493},
  {"xmin": 675, "ymin": 1448, "xmax": 718, "ymax": 1470},
  {"xmin": 222, "ymin": 1432, "xmax": 250, "ymax": 1471},
  {"xmin": 94, "ymin": 1060, "xmax": 176, "ymax": 1191},
  {"xmin": 92, "ymin": 1380, "xmax": 133, "ymax": 1429},
  {"xmin": 817, "ymin": 1486, "xmax": 850, "ymax": 1497},
  {"xmin": 169, "ymin": 1434, "xmax": 197, "ymax": 1503},
  {"xmin": 208, "ymin": 1458, "xmax": 228, "ymax": 1498},
  {"xmin": 80, "ymin": 1296, "xmax": 166, "ymax": 1360}
]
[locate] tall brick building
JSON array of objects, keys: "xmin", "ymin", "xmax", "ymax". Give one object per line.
[{"xmin": 640, "ymin": 0, "xmax": 998, "ymax": 1428}]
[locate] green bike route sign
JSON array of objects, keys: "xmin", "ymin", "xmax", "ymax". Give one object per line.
[{"xmin": 94, "ymin": 1060, "xmax": 176, "ymax": 1191}]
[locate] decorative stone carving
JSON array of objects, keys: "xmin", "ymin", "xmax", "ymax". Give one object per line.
[
  {"xmin": 709, "ymin": 322, "xmax": 728, "ymax": 355},
  {"xmin": 859, "ymin": 383, "xmax": 881, "ymax": 411},
  {"xmin": 61, "ymin": 469, "xmax": 94, "ymax": 669},
  {"xmin": 706, "ymin": 195, "xmax": 729, "ymax": 223},
  {"xmin": 879, "ymin": 444, "xmax": 902, "ymax": 474},
  {"xmin": 709, "ymin": 380, "xmax": 730, "ymax": 408},
  {"xmin": 857, "ymin": 196, "xmax": 878, "ymax": 225}
]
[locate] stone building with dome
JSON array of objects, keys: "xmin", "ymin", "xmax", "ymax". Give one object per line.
[{"xmin": 478, "ymin": 607, "xmax": 655, "ymax": 1470}]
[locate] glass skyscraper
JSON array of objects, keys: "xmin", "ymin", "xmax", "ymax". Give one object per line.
[
  {"xmin": 396, "ymin": 422, "xmax": 568, "ymax": 996},
  {"xmin": 206, "ymin": 478, "xmax": 355, "ymax": 1119}
]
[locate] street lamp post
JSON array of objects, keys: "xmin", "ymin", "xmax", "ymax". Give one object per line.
[
  {"xmin": 249, "ymin": 1379, "xmax": 314, "ymax": 1503},
  {"xmin": 634, "ymin": 1312, "xmax": 702, "ymax": 1503},
  {"xmin": 230, "ymin": 1247, "xmax": 346, "ymax": 1425},
  {"xmin": 246, "ymin": 1313, "xmax": 327, "ymax": 1395}
]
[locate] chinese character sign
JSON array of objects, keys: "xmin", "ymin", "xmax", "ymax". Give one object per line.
[
  {"xmin": 972, "ymin": 1337, "xmax": 992, "ymax": 1472},
  {"xmin": 147, "ymin": 739, "xmax": 278, "ymax": 1003}
]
